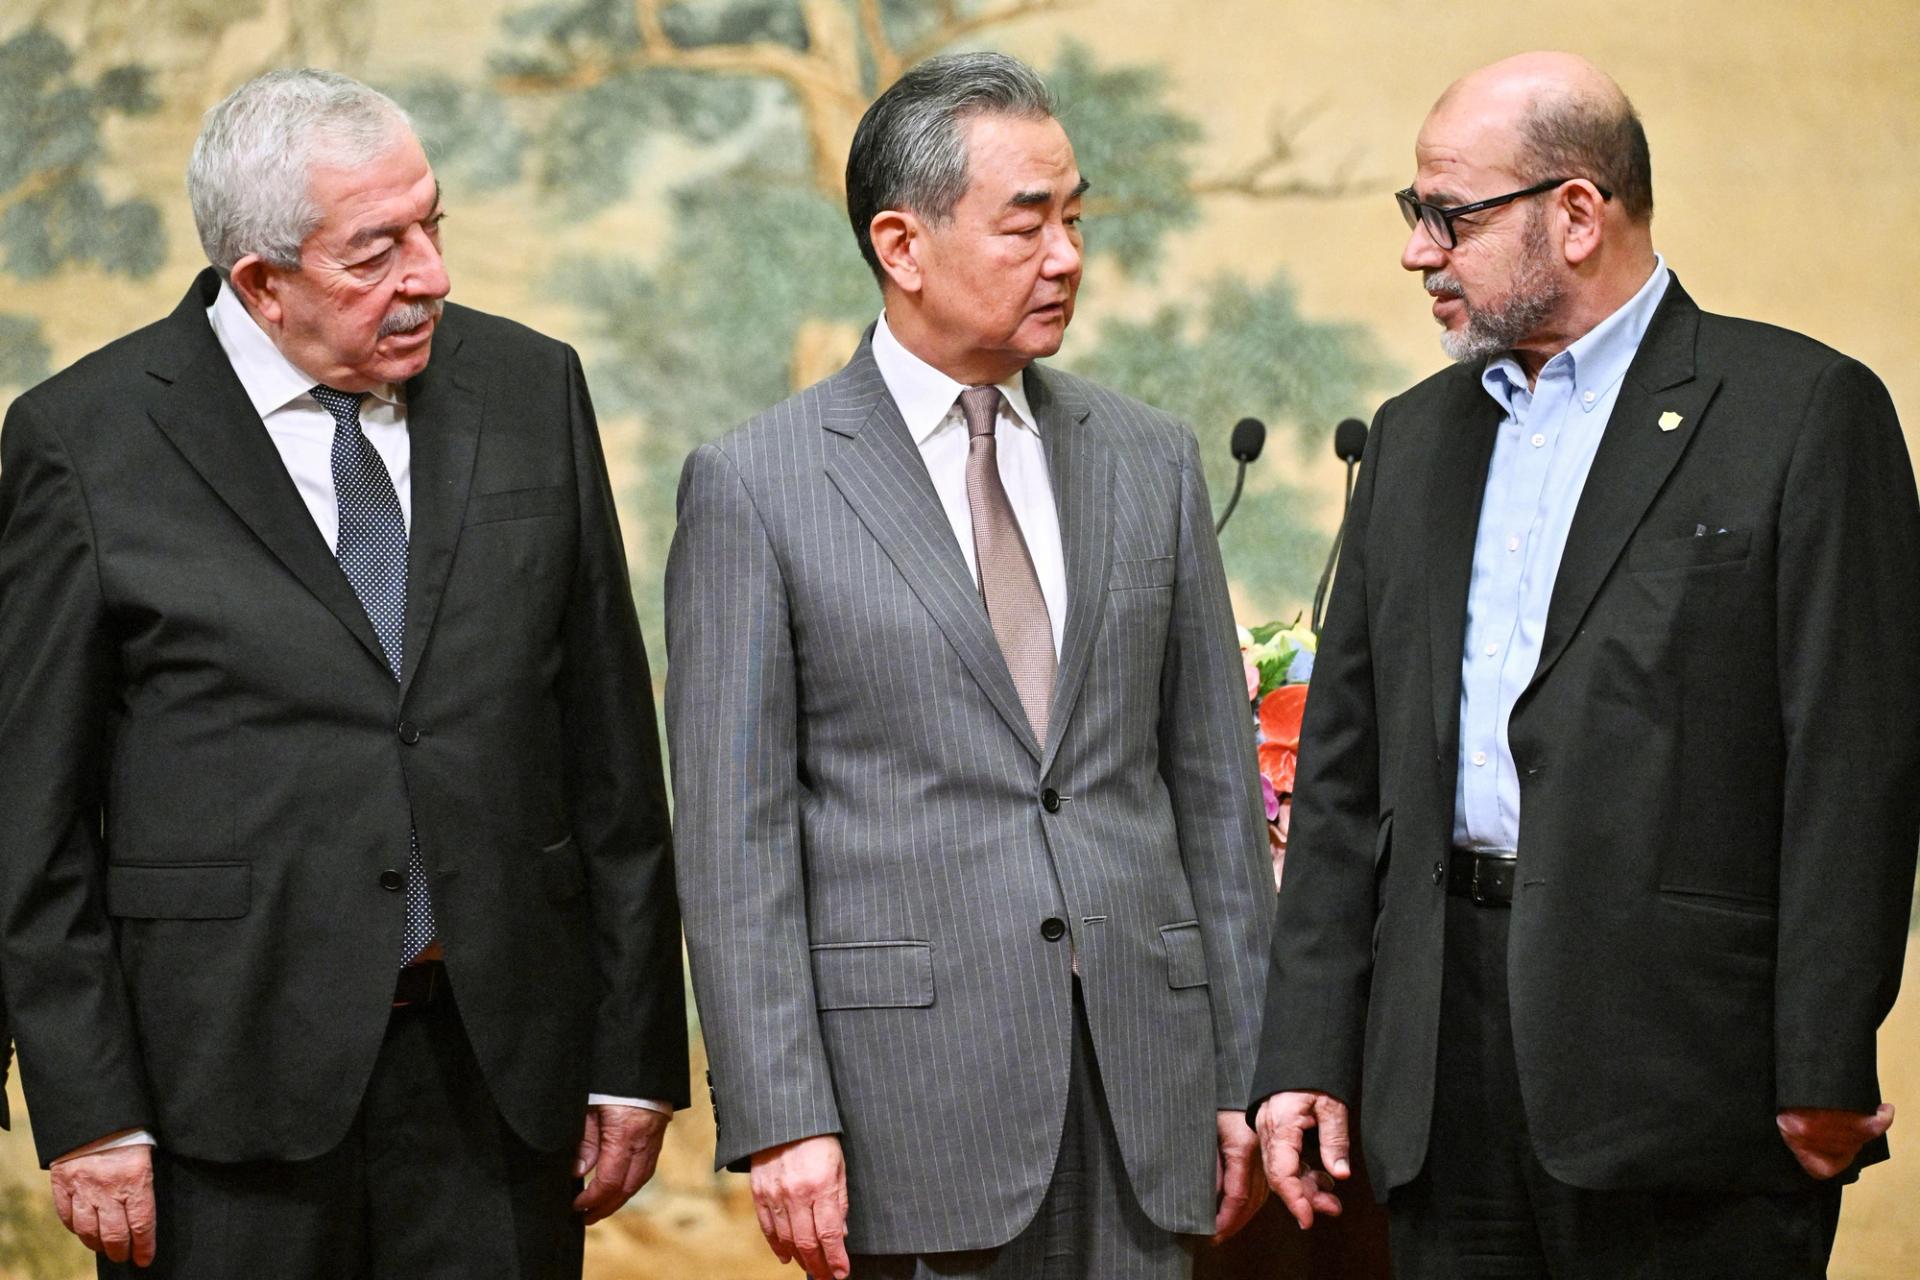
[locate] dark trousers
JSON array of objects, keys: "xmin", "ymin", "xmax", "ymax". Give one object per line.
[
  {"xmin": 1388, "ymin": 894, "xmax": 1842, "ymax": 1280},
  {"xmin": 101, "ymin": 988, "xmax": 583, "ymax": 1280},
  {"xmin": 851, "ymin": 983, "xmax": 1197, "ymax": 1280}
]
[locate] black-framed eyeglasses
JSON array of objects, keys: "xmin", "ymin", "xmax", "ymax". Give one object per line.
[{"xmin": 1395, "ymin": 177, "xmax": 1612, "ymax": 250}]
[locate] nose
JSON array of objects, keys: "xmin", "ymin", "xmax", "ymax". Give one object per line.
[
  {"xmin": 400, "ymin": 223, "xmax": 451, "ymax": 299},
  {"xmin": 1043, "ymin": 218, "xmax": 1082, "ymax": 280},
  {"xmin": 1401, "ymin": 221, "xmax": 1445, "ymax": 274}
]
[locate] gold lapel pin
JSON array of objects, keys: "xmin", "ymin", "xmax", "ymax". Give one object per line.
[{"xmin": 1658, "ymin": 410, "xmax": 1683, "ymax": 432}]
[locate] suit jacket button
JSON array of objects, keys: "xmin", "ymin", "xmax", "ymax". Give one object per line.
[
  {"xmin": 1041, "ymin": 788, "xmax": 1061, "ymax": 813},
  {"xmin": 1040, "ymin": 916, "xmax": 1067, "ymax": 941},
  {"xmin": 1432, "ymin": 860, "xmax": 1446, "ymax": 886},
  {"xmin": 379, "ymin": 869, "xmax": 405, "ymax": 892},
  {"xmin": 397, "ymin": 720, "xmax": 421, "ymax": 745}
]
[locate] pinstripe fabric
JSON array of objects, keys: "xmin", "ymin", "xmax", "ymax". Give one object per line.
[{"xmin": 665, "ymin": 337, "xmax": 1272, "ymax": 1254}]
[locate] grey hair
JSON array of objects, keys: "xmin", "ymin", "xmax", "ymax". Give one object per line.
[
  {"xmin": 188, "ymin": 68, "xmax": 415, "ymax": 280},
  {"xmin": 1514, "ymin": 90, "xmax": 1654, "ymax": 222},
  {"xmin": 845, "ymin": 51, "xmax": 1056, "ymax": 283}
]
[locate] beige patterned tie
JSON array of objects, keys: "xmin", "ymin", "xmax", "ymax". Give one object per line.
[{"xmin": 960, "ymin": 386, "xmax": 1056, "ymax": 742}]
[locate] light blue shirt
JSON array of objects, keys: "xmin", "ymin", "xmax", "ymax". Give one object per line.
[{"xmin": 1453, "ymin": 257, "xmax": 1670, "ymax": 850}]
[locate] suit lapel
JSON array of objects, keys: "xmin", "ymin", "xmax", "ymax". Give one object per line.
[
  {"xmin": 1029, "ymin": 366, "xmax": 1109, "ymax": 772},
  {"xmin": 1524, "ymin": 282, "xmax": 1720, "ymax": 694},
  {"xmin": 145, "ymin": 273, "xmax": 388, "ymax": 670},
  {"xmin": 397, "ymin": 325, "xmax": 483, "ymax": 699},
  {"xmin": 1425, "ymin": 369, "xmax": 1504, "ymax": 760},
  {"xmin": 821, "ymin": 342, "xmax": 1043, "ymax": 762}
]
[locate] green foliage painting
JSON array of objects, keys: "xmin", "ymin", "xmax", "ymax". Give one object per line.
[{"xmin": 388, "ymin": 0, "xmax": 1393, "ymax": 635}]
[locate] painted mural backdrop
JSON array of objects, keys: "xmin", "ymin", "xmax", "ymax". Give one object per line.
[{"xmin": 1, "ymin": 1, "xmax": 1915, "ymax": 1277}]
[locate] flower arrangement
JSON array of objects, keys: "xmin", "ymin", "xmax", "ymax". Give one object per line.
[{"xmin": 1239, "ymin": 620, "xmax": 1316, "ymax": 891}]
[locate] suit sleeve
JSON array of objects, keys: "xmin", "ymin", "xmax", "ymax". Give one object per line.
[
  {"xmin": 665, "ymin": 441, "xmax": 841, "ymax": 1170},
  {"xmin": 1157, "ymin": 425, "xmax": 1278, "ymax": 1110},
  {"xmin": 0, "ymin": 396, "xmax": 155, "ymax": 1163},
  {"xmin": 1247, "ymin": 407, "xmax": 1389, "ymax": 1113},
  {"xmin": 1772, "ymin": 356, "xmax": 1920, "ymax": 1112},
  {"xmin": 556, "ymin": 347, "xmax": 690, "ymax": 1108}
]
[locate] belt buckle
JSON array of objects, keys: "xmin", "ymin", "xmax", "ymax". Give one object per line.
[{"xmin": 1471, "ymin": 853, "xmax": 1516, "ymax": 908}]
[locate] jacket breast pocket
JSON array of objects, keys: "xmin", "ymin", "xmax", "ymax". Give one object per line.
[
  {"xmin": 1625, "ymin": 529, "xmax": 1751, "ymax": 573},
  {"xmin": 465, "ymin": 484, "xmax": 570, "ymax": 526},
  {"xmin": 106, "ymin": 862, "xmax": 250, "ymax": 919},
  {"xmin": 811, "ymin": 941, "xmax": 935, "ymax": 1010},
  {"xmin": 1109, "ymin": 556, "xmax": 1176, "ymax": 591},
  {"xmin": 1159, "ymin": 920, "xmax": 1209, "ymax": 988}
]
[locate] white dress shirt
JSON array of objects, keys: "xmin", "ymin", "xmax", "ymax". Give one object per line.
[
  {"xmin": 54, "ymin": 289, "xmax": 670, "ymax": 1165},
  {"xmin": 871, "ymin": 312, "xmax": 1069, "ymax": 656}
]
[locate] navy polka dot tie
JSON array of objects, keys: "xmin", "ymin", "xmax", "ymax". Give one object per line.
[{"xmin": 312, "ymin": 384, "xmax": 437, "ymax": 966}]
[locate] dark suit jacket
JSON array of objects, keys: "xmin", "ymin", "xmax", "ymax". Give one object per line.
[
  {"xmin": 0, "ymin": 270, "xmax": 688, "ymax": 1167},
  {"xmin": 1253, "ymin": 276, "xmax": 1920, "ymax": 1195}
]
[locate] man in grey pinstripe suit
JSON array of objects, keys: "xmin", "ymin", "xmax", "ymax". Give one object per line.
[{"xmin": 666, "ymin": 53, "xmax": 1274, "ymax": 1280}]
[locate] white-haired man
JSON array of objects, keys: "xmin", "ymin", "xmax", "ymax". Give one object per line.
[{"xmin": 0, "ymin": 69, "xmax": 687, "ymax": 1276}]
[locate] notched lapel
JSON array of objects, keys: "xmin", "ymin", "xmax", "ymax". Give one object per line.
[
  {"xmin": 398, "ymin": 328, "xmax": 483, "ymax": 699},
  {"xmin": 1526, "ymin": 287, "xmax": 1719, "ymax": 692},
  {"xmin": 820, "ymin": 348, "xmax": 1043, "ymax": 761},
  {"xmin": 1030, "ymin": 368, "xmax": 1108, "ymax": 771},
  {"xmin": 1425, "ymin": 372, "xmax": 1503, "ymax": 760},
  {"xmin": 146, "ymin": 327, "xmax": 388, "ymax": 671}
]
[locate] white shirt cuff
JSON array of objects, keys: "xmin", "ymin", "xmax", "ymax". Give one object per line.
[
  {"xmin": 587, "ymin": 1095, "xmax": 673, "ymax": 1116},
  {"xmin": 54, "ymin": 1128, "xmax": 157, "ymax": 1162}
]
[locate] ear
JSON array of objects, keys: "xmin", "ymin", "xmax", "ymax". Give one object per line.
[
  {"xmin": 227, "ymin": 254, "xmax": 287, "ymax": 327},
  {"xmin": 1559, "ymin": 180, "xmax": 1608, "ymax": 267},
  {"xmin": 869, "ymin": 209, "xmax": 924, "ymax": 295}
]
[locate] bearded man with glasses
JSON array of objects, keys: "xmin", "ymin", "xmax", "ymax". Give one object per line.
[{"xmin": 1249, "ymin": 50, "xmax": 1920, "ymax": 1279}]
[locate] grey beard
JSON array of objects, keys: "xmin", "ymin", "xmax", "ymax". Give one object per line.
[
  {"xmin": 379, "ymin": 297, "xmax": 444, "ymax": 337},
  {"xmin": 1431, "ymin": 209, "xmax": 1564, "ymax": 364}
]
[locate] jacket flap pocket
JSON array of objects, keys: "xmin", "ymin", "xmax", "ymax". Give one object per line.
[
  {"xmin": 106, "ymin": 862, "xmax": 249, "ymax": 920},
  {"xmin": 1109, "ymin": 556, "xmax": 1176, "ymax": 591},
  {"xmin": 541, "ymin": 835, "xmax": 586, "ymax": 902},
  {"xmin": 1159, "ymin": 920, "xmax": 1209, "ymax": 989},
  {"xmin": 811, "ymin": 941, "xmax": 934, "ymax": 1010},
  {"xmin": 466, "ymin": 485, "xmax": 569, "ymax": 526},
  {"xmin": 1626, "ymin": 529, "xmax": 1751, "ymax": 572}
]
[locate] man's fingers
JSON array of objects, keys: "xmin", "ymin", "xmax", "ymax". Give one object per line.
[
  {"xmin": 70, "ymin": 1193, "xmax": 102, "ymax": 1255},
  {"xmin": 1315, "ymin": 1097, "xmax": 1352, "ymax": 1179},
  {"xmin": 1868, "ymin": 1102, "xmax": 1896, "ymax": 1138},
  {"xmin": 814, "ymin": 1191, "xmax": 852, "ymax": 1279},
  {"xmin": 786, "ymin": 1199, "xmax": 832, "ymax": 1280},
  {"xmin": 575, "ymin": 1110, "xmax": 600, "ymax": 1178},
  {"xmin": 762, "ymin": 1201, "xmax": 796, "ymax": 1264},
  {"xmin": 129, "ymin": 1184, "xmax": 159, "ymax": 1269},
  {"xmin": 97, "ymin": 1198, "xmax": 134, "ymax": 1264},
  {"xmin": 50, "ymin": 1177, "xmax": 74, "ymax": 1233}
]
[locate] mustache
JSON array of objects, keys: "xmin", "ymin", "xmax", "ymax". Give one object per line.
[
  {"xmin": 1424, "ymin": 271, "xmax": 1464, "ymax": 299},
  {"xmin": 379, "ymin": 298, "xmax": 444, "ymax": 337}
]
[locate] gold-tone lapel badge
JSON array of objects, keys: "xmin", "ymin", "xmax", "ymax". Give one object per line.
[{"xmin": 1658, "ymin": 410, "xmax": 1683, "ymax": 432}]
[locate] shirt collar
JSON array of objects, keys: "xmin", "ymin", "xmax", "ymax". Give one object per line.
[
  {"xmin": 871, "ymin": 311, "xmax": 1037, "ymax": 446},
  {"xmin": 207, "ymin": 279, "xmax": 402, "ymax": 419},
  {"xmin": 1482, "ymin": 252, "xmax": 1671, "ymax": 415}
]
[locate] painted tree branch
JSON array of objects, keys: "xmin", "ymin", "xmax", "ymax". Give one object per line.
[
  {"xmin": 901, "ymin": 0, "xmax": 1072, "ymax": 68},
  {"xmin": 857, "ymin": 0, "xmax": 902, "ymax": 84}
]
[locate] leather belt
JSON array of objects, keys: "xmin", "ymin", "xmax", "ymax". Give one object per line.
[
  {"xmin": 392, "ymin": 959, "xmax": 446, "ymax": 1010},
  {"xmin": 1447, "ymin": 848, "xmax": 1518, "ymax": 908}
]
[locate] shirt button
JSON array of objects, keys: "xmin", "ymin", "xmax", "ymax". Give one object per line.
[
  {"xmin": 1506, "ymin": 535, "xmax": 1520, "ymax": 553},
  {"xmin": 1583, "ymin": 390, "xmax": 1596, "ymax": 404},
  {"xmin": 1530, "ymin": 433, "xmax": 1546, "ymax": 448},
  {"xmin": 1484, "ymin": 642, "xmax": 1499, "ymax": 656},
  {"xmin": 1472, "ymin": 751, "xmax": 1489, "ymax": 767}
]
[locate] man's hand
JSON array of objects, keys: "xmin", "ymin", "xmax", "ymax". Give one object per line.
[
  {"xmin": 1255, "ymin": 1090, "xmax": 1348, "ymax": 1230},
  {"xmin": 573, "ymin": 1104, "xmax": 670, "ymax": 1224},
  {"xmin": 50, "ymin": 1142, "xmax": 156, "ymax": 1266},
  {"xmin": 1213, "ymin": 1108, "xmax": 1269, "ymax": 1243},
  {"xmin": 750, "ymin": 1134, "xmax": 850, "ymax": 1280},
  {"xmin": 1777, "ymin": 1104, "xmax": 1894, "ymax": 1180}
]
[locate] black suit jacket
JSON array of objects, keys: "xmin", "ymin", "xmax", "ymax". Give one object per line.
[
  {"xmin": 0, "ymin": 270, "xmax": 688, "ymax": 1167},
  {"xmin": 1253, "ymin": 276, "xmax": 1920, "ymax": 1195}
]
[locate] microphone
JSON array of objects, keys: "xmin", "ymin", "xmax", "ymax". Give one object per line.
[
  {"xmin": 1312, "ymin": 417, "xmax": 1369, "ymax": 635},
  {"xmin": 1215, "ymin": 417, "xmax": 1267, "ymax": 535}
]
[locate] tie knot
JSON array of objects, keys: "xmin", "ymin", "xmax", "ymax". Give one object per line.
[
  {"xmin": 959, "ymin": 386, "xmax": 1002, "ymax": 441},
  {"xmin": 310, "ymin": 384, "xmax": 369, "ymax": 427}
]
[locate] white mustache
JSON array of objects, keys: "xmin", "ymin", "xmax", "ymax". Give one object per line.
[
  {"xmin": 379, "ymin": 298, "xmax": 443, "ymax": 337},
  {"xmin": 1424, "ymin": 272, "xmax": 1464, "ymax": 299}
]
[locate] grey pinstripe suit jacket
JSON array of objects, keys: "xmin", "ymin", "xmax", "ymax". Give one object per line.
[{"xmin": 664, "ymin": 336, "xmax": 1272, "ymax": 1254}]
